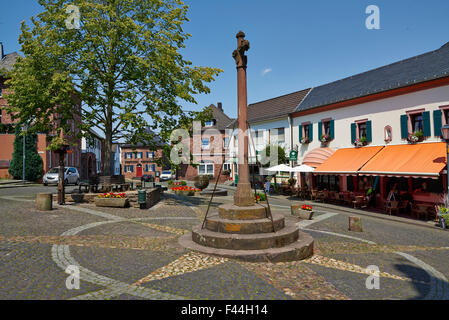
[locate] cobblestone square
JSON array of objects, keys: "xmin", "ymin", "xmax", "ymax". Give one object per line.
[{"xmin": 0, "ymin": 185, "xmax": 448, "ymax": 300}]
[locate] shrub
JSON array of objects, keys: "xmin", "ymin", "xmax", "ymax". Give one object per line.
[
  {"xmin": 255, "ymin": 192, "xmax": 266, "ymax": 201},
  {"xmin": 181, "ymin": 180, "xmax": 187, "ymax": 186}
]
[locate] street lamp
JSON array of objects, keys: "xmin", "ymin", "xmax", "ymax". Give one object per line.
[
  {"xmin": 22, "ymin": 124, "xmax": 28, "ymax": 184},
  {"xmin": 441, "ymin": 124, "xmax": 449, "ymax": 196}
]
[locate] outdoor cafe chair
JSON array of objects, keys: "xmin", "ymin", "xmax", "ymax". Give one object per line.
[{"xmin": 386, "ymin": 200, "xmax": 399, "ymax": 216}]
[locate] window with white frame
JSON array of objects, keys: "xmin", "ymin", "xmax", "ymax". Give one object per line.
[
  {"xmin": 202, "ymin": 138, "xmax": 210, "ymax": 150},
  {"xmin": 223, "ymin": 137, "xmax": 230, "ymax": 149},
  {"xmin": 199, "ymin": 161, "xmax": 214, "ymax": 175},
  {"xmin": 223, "ymin": 163, "xmax": 232, "ymax": 172},
  {"xmin": 254, "ymin": 130, "xmax": 264, "ymax": 145},
  {"xmin": 270, "ymin": 128, "xmax": 285, "ymax": 144}
]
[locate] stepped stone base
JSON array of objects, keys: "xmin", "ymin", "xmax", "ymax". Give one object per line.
[
  {"xmin": 179, "ymin": 232, "xmax": 314, "ymax": 263},
  {"xmin": 180, "ymin": 201, "xmax": 314, "ymax": 262},
  {"xmin": 218, "ymin": 203, "xmax": 268, "ymax": 220},
  {"xmin": 205, "ymin": 213, "xmax": 285, "ymax": 234},
  {"xmin": 192, "ymin": 224, "xmax": 299, "ymax": 250}
]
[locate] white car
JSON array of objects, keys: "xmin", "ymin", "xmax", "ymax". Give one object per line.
[
  {"xmin": 43, "ymin": 167, "xmax": 80, "ymax": 186},
  {"xmin": 160, "ymin": 170, "xmax": 175, "ymax": 181}
]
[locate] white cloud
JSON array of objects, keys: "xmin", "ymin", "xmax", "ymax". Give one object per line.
[{"xmin": 261, "ymin": 68, "xmax": 272, "ymax": 76}]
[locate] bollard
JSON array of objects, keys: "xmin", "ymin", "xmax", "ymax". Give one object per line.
[
  {"xmin": 138, "ymin": 189, "xmax": 147, "ymax": 210},
  {"xmin": 36, "ymin": 193, "xmax": 53, "ymax": 211},
  {"xmin": 349, "ymin": 216, "xmax": 363, "ymax": 232}
]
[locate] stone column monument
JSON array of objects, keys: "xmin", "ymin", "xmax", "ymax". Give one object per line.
[
  {"xmin": 179, "ymin": 31, "xmax": 313, "ymax": 262},
  {"xmin": 232, "ymin": 31, "xmax": 254, "ymax": 207}
]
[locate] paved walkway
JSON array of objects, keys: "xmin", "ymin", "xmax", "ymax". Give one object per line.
[{"xmin": 0, "ymin": 185, "xmax": 448, "ymax": 300}]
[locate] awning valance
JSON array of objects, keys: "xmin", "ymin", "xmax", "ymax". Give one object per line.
[
  {"xmin": 358, "ymin": 142, "xmax": 447, "ymax": 179},
  {"xmin": 314, "ymin": 146, "xmax": 384, "ymax": 175}
]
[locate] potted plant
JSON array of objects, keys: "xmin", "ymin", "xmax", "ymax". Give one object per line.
[
  {"xmin": 223, "ymin": 170, "xmax": 231, "ymax": 176},
  {"xmin": 95, "ymin": 192, "xmax": 129, "ymax": 208},
  {"xmin": 320, "ymin": 134, "xmax": 331, "ymax": 144},
  {"xmin": 194, "ymin": 175, "xmax": 210, "ymax": 190},
  {"xmin": 436, "ymin": 194, "xmax": 449, "ymax": 229},
  {"xmin": 291, "ymin": 203, "xmax": 314, "ymax": 220},
  {"xmin": 300, "ymin": 137, "xmax": 310, "ymax": 145},
  {"xmin": 71, "ymin": 192, "xmax": 85, "ymax": 203},
  {"xmin": 354, "ymin": 137, "xmax": 368, "ymax": 147},
  {"xmin": 408, "ymin": 130, "xmax": 424, "ymax": 143},
  {"xmin": 288, "ymin": 178, "xmax": 296, "ymax": 186},
  {"xmin": 254, "ymin": 192, "xmax": 267, "ymax": 202}
]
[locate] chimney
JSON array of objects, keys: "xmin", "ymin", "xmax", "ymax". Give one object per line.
[
  {"xmin": 0, "ymin": 43, "xmax": 4, "ymax": 60},
  {"xmin": 217, "ymin": 102, "xmax": 223, "ymax": 111}
]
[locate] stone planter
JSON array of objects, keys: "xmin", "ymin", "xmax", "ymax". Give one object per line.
[
  {"xmin": 291, "ymin": 204, "xmax": 314, "ymax": 220},
  {"xmin": 295, "ymin": 210, "xmax": 314, "ymax": 220},
  {"xmin": 175, "ymin": 190, "xmax": 195, "ymax": 197},
  {"xmin": 95, "ymin": 197, "xmax": 129, "ymax": 208}
]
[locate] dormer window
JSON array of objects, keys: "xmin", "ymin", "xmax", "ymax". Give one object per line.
[{"xmin": 205, "ymin": 119, "xmax": 216, "ymax": 127}]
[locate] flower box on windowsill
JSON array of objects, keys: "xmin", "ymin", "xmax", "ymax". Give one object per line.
[
  {"xmin": 300, "ymin": 138, "xmax": 310, "ymax": 145},
  {"xmin": 320, "ymin": 135, "xmax": 332, "ymax": 145},
  {"xmin": 408, "ymin": 132, "xmax": 425, "ymax": 144},
  {"xmin": 354, "ymin": 138, "xmax": 368, "ymax": 148}
]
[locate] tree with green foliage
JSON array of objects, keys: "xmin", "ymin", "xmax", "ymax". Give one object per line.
[
  {"xmin": 8, "ymin": 126, "xmax": 43, "ymax": 181},
  {"xmin": 5, "ymin": 0, "xmax": 221, "ymax": 175},
  {"xmin": 260, "ymin": 144, "xmax": 287, "ymax": 168}
]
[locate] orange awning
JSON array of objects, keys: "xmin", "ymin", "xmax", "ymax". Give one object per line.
[
  {"xmin": 359, "ymin": 142, "xmax": 447, "ymax": 178},
  {"xmin": 314, "ymin": 146, "xmax": 384, "ymax": 175},
  {"xmin": 302, "ymin": 147, "xmax": 335, "ymax": 168}
]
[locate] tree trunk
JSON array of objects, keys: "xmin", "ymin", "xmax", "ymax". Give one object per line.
[{"xmin": 103, "ymin": 130, "xmax": 112, "ymax": 176}]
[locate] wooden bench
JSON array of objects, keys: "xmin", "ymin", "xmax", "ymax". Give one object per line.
[
  {"xmin": 79, "ymin": 176, "xmax": 99, "ymax": 193},
  {"xmin": 98, "ymin": 175, "xmax": 131, "ymax": 193}
]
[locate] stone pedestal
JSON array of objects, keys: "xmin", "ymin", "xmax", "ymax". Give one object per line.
[
  {"xmin": 349, "ymin": 216, "xmax": 363, "ymax": 232},
  {"xmin": 36, "ymin": 193, "xmax": 53, "ymax": 211}
]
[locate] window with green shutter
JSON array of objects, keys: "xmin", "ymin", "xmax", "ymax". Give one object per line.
[
  {"xmin": 434, "ymin": 110, "xmax": 442, "ymax": 137},
  {"xmin": 400, "ymin": 115, "xmax": 408, "ymax": 139},
  {"xmin": 422, "ymin": 111, "xmax": 431, "ymax": 137},
  {"xmin": 330, "ymin": 120, "xmax": 335, "ymax": 140},
  {"xmin": 351, "ymin": 123, "xmax": 356, "ymax": 144},
  {"xmin": 298, "ymin": 125, "xmax": 303, "ymax": 141},
  {"xmin": 366, "ymin": 121, "xmax": 372, "ymax": 143},
  {"xmin": 308, "ymin": 123, "xmax": 313, "ymax": 141}
]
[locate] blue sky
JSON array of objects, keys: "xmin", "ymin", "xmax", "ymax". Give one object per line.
[{"xmin": 1, "ymin": 0, "xmax": 449, "ymax": 119}]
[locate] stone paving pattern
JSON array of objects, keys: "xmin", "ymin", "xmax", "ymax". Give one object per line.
[{"xmin": 0, "ymin": 185, "xmax": 448, "ymax": 300}]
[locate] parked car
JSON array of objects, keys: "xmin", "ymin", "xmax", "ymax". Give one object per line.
[
  {"xmin": 43, "ymin": 167, "xmax": 80, "ymax": 186},
  {"xmin": 141, "ymin": 174, "xmax": 154, "ymax": 182},
  {"xmin": 160, "ymin": 170, "xmax": 175, "ymax": 181}
]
